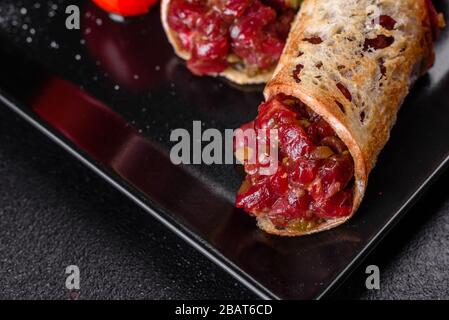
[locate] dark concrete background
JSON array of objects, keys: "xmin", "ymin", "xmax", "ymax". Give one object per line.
[{"xmin": 0, "ymin": 103, "xmax": 448, "ymax": 300}]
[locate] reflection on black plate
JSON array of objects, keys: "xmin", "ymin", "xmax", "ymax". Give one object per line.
[{"xmin": 0, "ymin": 0, "xmax": 448, "ymax": 299}]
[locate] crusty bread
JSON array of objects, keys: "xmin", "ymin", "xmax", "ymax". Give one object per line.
[
  {"xmin": 261, "ymin": 0, "xmax": 437, "ymax": 236},
  {"xmin": 160, "ymin": 0, "xmax": 275, "ymax": 84}
]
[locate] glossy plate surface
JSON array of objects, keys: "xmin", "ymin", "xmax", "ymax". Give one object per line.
[{"xmin": 0, "ymin": 0, "xmax": 448, "ymax": 299}]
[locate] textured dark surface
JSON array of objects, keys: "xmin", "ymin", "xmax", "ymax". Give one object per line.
[
  {"xmin": 0, "ymin": 102, "xmax": 448, "ymax": 300},
  {"xmin": 0, "ymin": 104, "xmax": 253, "ymax": 300}
]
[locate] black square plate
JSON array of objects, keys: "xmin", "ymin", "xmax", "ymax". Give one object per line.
[{"xmin": 0, "ymin": 0, "xmax": 448, "ymax": 299}]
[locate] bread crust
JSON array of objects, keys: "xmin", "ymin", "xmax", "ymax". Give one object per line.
[
  {"xmin": 160, "ymin": 0, "xmax": 274, "ymax": 84},
  {"xmin": 260, "ymin": 0, "xmax": 436, "ymax": 236}
]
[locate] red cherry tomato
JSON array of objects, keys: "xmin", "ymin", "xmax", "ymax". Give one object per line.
[{"xmin": 92, "ymin": 0, "xmax": 158, "ymax": 16}]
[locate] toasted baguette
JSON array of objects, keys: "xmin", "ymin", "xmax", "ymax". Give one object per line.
[
  {"xmin": 160, "ymin": 0, "xmax": 275, "ymax": 84},
  {"xmin": 259, "ymin": 0, "xmax": 439, "ymax": 236}
]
